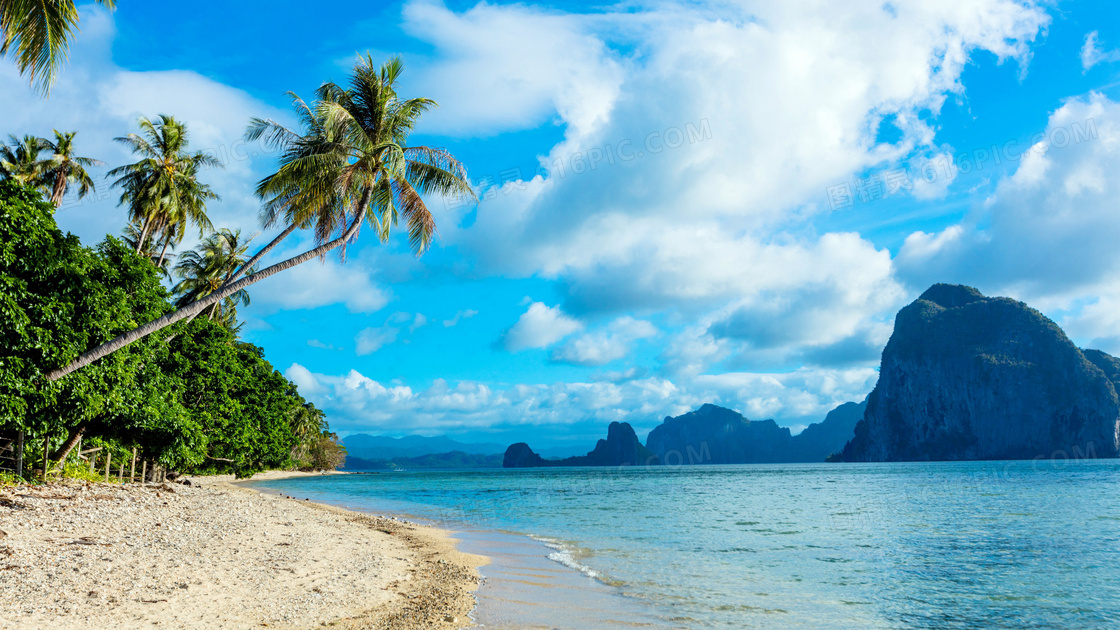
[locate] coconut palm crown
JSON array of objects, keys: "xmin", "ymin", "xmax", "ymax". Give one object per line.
[
  {"xmin": 246, "ymin": 54, "xmax": 475, "ymax": 261},
  {"xmin": 108, "ymin": 115, "xmax": 221, "ymax": 259},
  {"xmin": 40, "ymin": 130, "xmax": 102, "ymax": 207},
  {"xmin": 0, "ymin": 0, "xmax": 117, "ymax": 94},
  {"xmin": 0, "ymin": 133, "xmax": 47, "ymax": 187},
  {"xmin": 172, "ymin": 228, "xmax": 255, "ymax": 328}
]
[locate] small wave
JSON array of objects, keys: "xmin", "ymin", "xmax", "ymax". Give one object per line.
[{"xmin": 529, "ymin": 535, "xmax": 603, "ymax": 580}]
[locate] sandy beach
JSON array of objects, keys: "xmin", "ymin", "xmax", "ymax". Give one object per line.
[{"xmin": 0, "ymin": 472, "xmax": 485, "ymax": 630}]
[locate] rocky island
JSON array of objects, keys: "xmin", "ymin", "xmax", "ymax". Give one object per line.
[
  {"xmin": 837, "ymin": 284, "xmax": 1120, "ymax": 461},
  {"xmin": 504, "ymin": 401, "xmax": 866, "ymax": 468},
  {"xmin": 504, "ymin": 422, "xmax": 658, "ymax": 467}
]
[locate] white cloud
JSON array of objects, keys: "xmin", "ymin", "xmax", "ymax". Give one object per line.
[
  {"xmin": 693, "ymin": 367, "xmax": 879, "ymax": 423},
  {"xmin": 443, "ymin": 309, "xmax": 478, "ymax": 327},
  {"xmin": 410, "ymin": 313, "xmax": 428, "ymax": 332},
  {"xmin": 399, "ymin": 0, "xmax": 625, "ymax": 137},
  {"xmin": 551, "ymin": 316, "xmax": 658, "ymax": 366},
  {"xmin": 355, "ymin": 325, "xmax": 400, "ymax": 356},
  {"xmin": 286, "ymin": 362, "xmax": 874, "ymax": 437},
  {"xmin": 896, "ymin": 93, "xmax": 1118, "ymax": 301},
  {"xmin": 283, "ymin": 364, "xmax": 688, "ymax": 436},
  {"xmin": 253, "ymin": 256, "xmax": 390, "ymax": 314},
  {"xmin": 1081, "ymin": 31, "xmax": 1120, "ymax": 72},
  {"xmin": 893, "ymin": 93, "xmax": 1120, "ymax": 355},
  {"xmin": 424, "ymin": 0, "xmax": 1047, "ymax": 370},
  {"xmin": 501, "ymin": 302, "xmax": 583, "ymax": 351}
]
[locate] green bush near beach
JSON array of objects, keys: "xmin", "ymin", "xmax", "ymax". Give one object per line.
[{"xmin": 0, "ymin": 180, "xmax": 343, "ymax": 480}]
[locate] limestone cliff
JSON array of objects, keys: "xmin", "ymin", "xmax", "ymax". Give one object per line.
[
  {"xmin": 502, "ymin": 422, "xmax": 658, "ymax": 468},
  {"xmin": 644, "ymin": 401, "xmax": 864, "ymax": 464},
  {"xmin": 838, "ymin": 284, "xmax": 1120, "ymax": 461}
]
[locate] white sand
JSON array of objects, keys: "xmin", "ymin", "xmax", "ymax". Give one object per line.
[{"xmin": 0, "ymin": 475, "xmax": 484, "ymax": 629}]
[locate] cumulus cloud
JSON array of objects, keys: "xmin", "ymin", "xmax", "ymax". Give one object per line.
[
  {"xmin": 421, "ymin": 0, "xmax": 1047, "ymax": 373},
  {"xmin": 399, "ymin": 0, "xmax": 625, "ymax": 137},
  {"xmin": 896, "ymin": 94, "xmax": 1118, "ymax": 299},
  {"xmin": 551, "ymin": 316, "xmax": 658, "ymax": 366},
  {"xmin": 285, "ymin": 362, "xmax": 875, "ymax": 439},
  {"xmin": 501, "ymin": 302, "xmax": 583, "ymax": 351},
  {"xmin": 283, "ymin": 363, "xmax": 686, "ymax": 438}
]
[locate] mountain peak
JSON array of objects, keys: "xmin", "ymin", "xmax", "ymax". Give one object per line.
[{"xmin": 918, "ymin": 283, "xmax": 985, "ymax": 309}]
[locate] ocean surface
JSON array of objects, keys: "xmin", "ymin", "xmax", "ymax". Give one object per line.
[{"xmin": 249, "ymin": 460, "xmax": 1120, "ymax": 629}]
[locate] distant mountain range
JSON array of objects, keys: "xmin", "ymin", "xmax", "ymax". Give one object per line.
[
  {"xmin": 340, "ymin": 434, "xmax": 506, "ymax": 460},
  {"xmin": 836, "ymin": 284, "xmax": 1120, "ymax": 461},
  {"xmin": 504, "ymin": 400, "xmax": 865, "ymax": 468},
  {"xmin": 342, "ymin": 451, "xmax": 504, "ymax": 471}
]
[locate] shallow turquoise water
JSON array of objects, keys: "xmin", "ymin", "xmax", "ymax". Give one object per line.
[{"xmin": 251, "ymin": 460, "xmax": 1120, "ymax": 629}]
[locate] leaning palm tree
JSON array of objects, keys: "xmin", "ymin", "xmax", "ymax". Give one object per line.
[
  {"xmin": 0, "ymin": 133, "xmax": 47, "ymax": 188},
  {"xmin": 46, "ymin": 55, "xmax": 476, "ymax": 382},
  {"xmin": 0, "ymin": 0, "xmax": 116, "ymax": 94},
  {"xmin": 171, "ymin": 228, "xmax": 254, "ymax": 326},
  {"xmin": 40, "ymin": 130, "xmax": 102, "ymax": 207},
  {"xmin": 108, "ymin": 115, "xmax": 220, "ymax": 257}
]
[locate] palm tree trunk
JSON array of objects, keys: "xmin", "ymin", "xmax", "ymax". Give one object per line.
[
  {"xmin": 51, "ymin": 172, "xmax": 66, "ymax": 208},
  {"xmin": 50, "ymin": 421, "xmax": 89, "ymax": 470},
  {"xmin": 156, "ymin": 234, "xmax": 172, "ymax": 268},
  {"xmin": 136, "ymin": 217, "xmax": 153, "ymax": 255},
  {"xmin": 46, "ymin": 194, "xmax": 371, "ymax": 382},
  {"xmin": 222, "ymin": 222, "xmax": 299, "ymax": 288}
]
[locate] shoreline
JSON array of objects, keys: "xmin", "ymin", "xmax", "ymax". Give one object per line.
[{"xmin": 0, "ymin": 474, "xmax": 486, "ymax": 630}]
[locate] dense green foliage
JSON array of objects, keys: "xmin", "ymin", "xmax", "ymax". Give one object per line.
[{"xmin": 0, "ymin": 180, "xmax": 341, "ymax": 478}]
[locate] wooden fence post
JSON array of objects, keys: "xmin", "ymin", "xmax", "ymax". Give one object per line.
[
  {"xmin": 41, "ymin": 436, "xmax": 49, "ymax": 480},
  {"xmin": 117, "ymin": 460, "xmax": 124, "ymax": 481},
  {"xmin": 130, "ymin": 449, "xmax": 137, "ymax": 483},
  {"xmin": 14, "ymin": 431, "xmax": 23, "ymax": 478},
  {"xmin": 141, "ymin": 460, "xmax": 147, "ymax": 483},
  {"xmin": 104, "ymin": 452, "xmax": 111, "ymax": 483}
]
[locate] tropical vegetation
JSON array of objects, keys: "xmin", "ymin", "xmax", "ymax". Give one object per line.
[
  {"xmin": 46, "ymin": 55, "xmax": 475, "ymax": 381},
  {"xmin": 0, "ymin": 54, "xmax": 472, "ymax": 482},
  {"xmin": 0, "ymin": 180, "xmax": 340, "ymax": 478}
]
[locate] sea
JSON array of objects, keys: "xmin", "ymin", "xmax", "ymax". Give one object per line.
[{"xmin": 248, "ymin": 459, "xmax": 1120, "ymax": 629}]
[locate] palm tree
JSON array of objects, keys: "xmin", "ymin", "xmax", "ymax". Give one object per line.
[
  {"xmin": 108, "ymin": 115, "xmax": 221, "ymax": 258},
  {"xmin": 0, "ymin": 133, "xmax": 47, "ymax": 187},
  {"xmin": 289, "ymin": 402, "xmax": 326, "ymax": 462},
  {"xmin": 121, "ymin": 220, "xmax": 173, "ymax": 278},
  {"xmin": 46, "ymin": 55, "xmax": 476, "ymax": 382},
  {"xmin": 40, "ymin": 130, "xmax": 102, "ymax": 207},
  {"xmin": 172, "ymin": 228, "xmax": 254, "ymax": 327},
  {"xmin": 0, "ymin": 0, "xmax": 117, "ymax": 94}
]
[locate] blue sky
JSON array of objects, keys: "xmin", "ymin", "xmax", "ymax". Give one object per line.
[{"xmin": 4, "ymin": 0, "xmax": 1120, "ymax": 450}]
